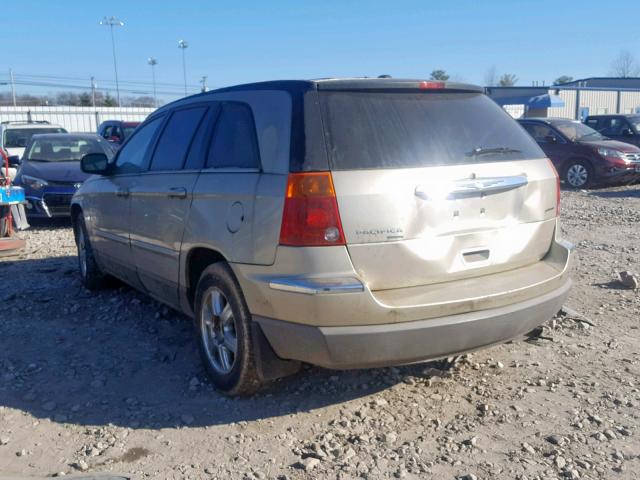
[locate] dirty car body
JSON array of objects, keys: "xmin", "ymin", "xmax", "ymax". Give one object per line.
[{"xmin": 71, "ymin": 79, "xmax": 573, "ymax": 393}]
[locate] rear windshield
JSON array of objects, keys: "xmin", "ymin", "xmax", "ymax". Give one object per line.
[
  {"xmin": 3, "ymin": 127, "xmax": 67, "ymax": 148},
  {"xmin": 318, "ymin": 91, "xmax": 544, "ymax": 170}
]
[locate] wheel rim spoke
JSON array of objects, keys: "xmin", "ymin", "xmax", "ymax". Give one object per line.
[
  {"xmin": 223, "ymin": 330, "xmax": 237, "ymax": 354},
  {"xmin": 220, "ymin": 303, "xmax": 233, "ymax": 325},
  {"xmin": 218, "ymin": 345, "xmax": 232, "ymax": 371}
]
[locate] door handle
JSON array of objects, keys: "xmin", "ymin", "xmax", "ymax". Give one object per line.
[
  {"xmin": 116, "ymin": 188, "xmax": 129, "ymax": 198},
  {"xmin": 167, "ymin": 187, "xmax": 187, "ymax": 199}
]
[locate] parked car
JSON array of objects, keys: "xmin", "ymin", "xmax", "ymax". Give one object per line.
[
  {"xmin": 14, "ymin": 133, "xmax": 115, "ymax": 217},
  {"xmin": 0, "ymin": 121, "xmax": 68, "ymax": 180},
  {"xmin": 584, "ymin": 114, "xmax": 640, "ymax": 148},
  {"xmin": 72, "ymin": 79, "xmax": 572, "ymax": 395},
  {"xmin": 97, "ymin": 120, "xmax": 141, "ymax": 146},
  {"xmin": 518, "ymin": 117, "xmax": 640, "ymax": 188}
]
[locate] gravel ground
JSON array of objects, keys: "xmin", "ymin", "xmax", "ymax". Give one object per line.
[{"xmin": 0, "ymin": 185, "xmax": 639, "ymax": 480}]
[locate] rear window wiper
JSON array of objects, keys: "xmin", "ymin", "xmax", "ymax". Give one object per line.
[{"xmin": 465, "ymin": 147, "xmax": 522, "ymax": 157}]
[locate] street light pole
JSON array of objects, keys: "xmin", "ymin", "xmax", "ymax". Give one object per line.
[
  {"xmin": 177, "ymin": 39, "xmax": 188, "ymax": 96},
  {"xmin": 100, "ymin": 16, "xmax": 124, "ymax": 106},
  {"xmin": 147, "ymin": 57, "xmax": 158, "ymax": 107}
]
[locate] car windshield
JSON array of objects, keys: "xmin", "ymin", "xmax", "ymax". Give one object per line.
[
  {"xmin": 318, "ymin": 91, "xmax": 543, "ymax": 169},
  {"xmin": 3, "ymin": 127, "xmax": 67, "ymax": 148},
  {"xmin": 553, "ymin": 121, "xmax": 604, "ymax": 142},
  {"xmin": 629, "ymin": 116, "xmax": 640, "ymax": 133},
  {"xmin": 25, "ymin": 137, "xmax": 113, "ymax": 162}
]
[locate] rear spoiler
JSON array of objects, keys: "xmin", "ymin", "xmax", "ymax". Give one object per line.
[{"xmin": 315, "ymin": 78, "xmax": 483, "ymax": 93}]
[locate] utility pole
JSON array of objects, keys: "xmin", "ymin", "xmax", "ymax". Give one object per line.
[
  {"xmin": 90, "ymin": 76, "xmax": 97, "ymax": 107},
  {"xmin": 200, "ymin": 75, "xmax": 208, "ymax": 93},
  {"xmin": 9, "ymin": 68, "xmax": 16, "ymax": 106},
  {"xmin": 147, "ymin": 57, "xmax": 158, "ymax": 107},
  {"xmin": 178, "ymin": 40, "xmax": 189, "ymax": 96},
  {"xmin": 100, "ymin": 16, "xmax": 124, "ymax": 106}
]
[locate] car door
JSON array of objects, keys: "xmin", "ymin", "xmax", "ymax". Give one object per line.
[
  {"xmin": 89, "ymin": 115, "xmax": 165, "ymax": 289},
  {"xmin": 128, "ymin": 104, "xmax": 210, "ymax": 308},
  {"xmin": 520, "ymin": 122, "xmax": 570, "ymax": 170},
  {"xmin": 188, "ymin": 101, "xmax": 261, "ymax": 264}
]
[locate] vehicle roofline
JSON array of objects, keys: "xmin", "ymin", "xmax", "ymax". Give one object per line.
[{"xmin": 153, "ymin": 78, "xmax": 484, "ymax": 114}]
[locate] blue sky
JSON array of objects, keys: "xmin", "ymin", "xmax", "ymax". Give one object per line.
[{"xmin": 0, "ymin": 0, "xmax": 636, "ymax": 101}]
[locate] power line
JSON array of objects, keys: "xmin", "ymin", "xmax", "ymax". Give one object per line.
[{"xmin": 11, "ymin": 72, "xmax": 201, "ymax": 89}]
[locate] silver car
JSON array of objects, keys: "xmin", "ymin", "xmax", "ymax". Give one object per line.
[{"xmin": 71, "ymin": 78, "xmax": 572, "ymax": 395}]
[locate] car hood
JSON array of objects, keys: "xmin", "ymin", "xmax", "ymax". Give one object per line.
[
  {"xmin": 18, "ymin": 160, "xmax": 90, "ymax": 183},
  {"xmin": 580, "ymin": 139, "xmax": 640, "ymax": 152}
]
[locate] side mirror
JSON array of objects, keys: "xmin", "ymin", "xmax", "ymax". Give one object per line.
[
  {"xmin": 8, "ymin": 155, "xmax": 20, "ymax": 167},
  {"xmin": 544, "ymin": 135, "xmax": 558, "ymax": 144},
  {"xmin": 622, "ymin": 128, "xmax": 634, "ymax": 137},
  {"xmin": 81, "ymin": 153, "xmax": 110, "ymax": 175}
]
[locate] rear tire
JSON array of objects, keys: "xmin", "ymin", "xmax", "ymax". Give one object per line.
[
  {"xmin": 74, "ymin": 214, "xmax": 109, "ymax": 290},
  {"xmin": 564, "ymin": 160, "xmax": 593, "ymax": 189},
  {"xmin": 194, "ymin": 262, "xmax": 262, "ymax": 396}
]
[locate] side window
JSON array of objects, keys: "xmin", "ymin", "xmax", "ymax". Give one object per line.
[
  {"xmin": 101, "ymin": 126, "xmax": 112, "ymax": 139},
  {"xmin": 522, "ymin": 123, "xmax": 555, "ymax": 143},
  {"xmin": 585, "ymin": 118, "xmax": 598, "ymax": 130},
  {"xmin": 206, "ymin": 103, "xmax": 260, "ymax": 169},
  {"xmin": 602, "ymin": 118, "xmax": 626, "ymax": 135},
  {"xmin": 114, "ymin": 116, "xmax": 164, "ymax": 174},
  {"xmin": 150, "ymin": 106, "xmax": 208, "ymax": 171}
]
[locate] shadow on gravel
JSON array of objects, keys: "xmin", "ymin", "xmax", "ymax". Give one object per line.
[
  {"xmin": 26, "ymin": 217, "xmax": 73, "ymax": 230},
  {"xmin": 588, "ymin": 188, "xmax": 640, "ymax": 199},
  {"xmin": 1, "ymin": 255, "xmax": 438, "ymax": 431}
]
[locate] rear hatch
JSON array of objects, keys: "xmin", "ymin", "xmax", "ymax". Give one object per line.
[{"xmin": 317, "ymin": 82, "xmax": 558, "ymax": 291}]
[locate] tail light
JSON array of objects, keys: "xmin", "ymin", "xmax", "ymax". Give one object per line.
[
  {"xmin": 279, "ymin": 172, "xmax": 346, "ymax": 246},
  {"xmin": 548, "ymin": 159, "xmax": 560, "ymax": 216},
  {"xmin": 419, "ymin": 81, "xmax": 445, "ymax": 89}
]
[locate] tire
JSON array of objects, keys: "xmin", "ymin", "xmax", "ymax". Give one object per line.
[
  {"xmin": 74, "ymin": 214, "xmax": 109, "ymax": 290},
  {"xmin": 564, "ymin": 160, "xmax": 593, "ymax": 189},
  {"xmin": 194, "ymin": 262, "xmax": 262, "ymax": 395}
]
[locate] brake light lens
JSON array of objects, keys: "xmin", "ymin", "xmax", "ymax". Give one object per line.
[
  {"xmin": 279, "ymin": 172, "xmax": 346, "ymax": 246},
  {"xmin": 548, "ymin": 159, "xmax": 560, "ymax": 216},
  {"xmin": 418, "ymin": 81, "xmax": 445, "ymax": 89}
]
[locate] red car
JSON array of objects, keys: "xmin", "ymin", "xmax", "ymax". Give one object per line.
[
  {"xmin": 518, "ymin": 118, "xmax": 640, "ymax": 188},
  {"xmin": 97, "ymin": 120, "xmax": 140, "ymax": 147}
]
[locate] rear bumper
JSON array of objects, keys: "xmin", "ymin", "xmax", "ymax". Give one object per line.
[{"xmin": 255, "ymin": 277, "xmax": 571, "ymax": 369}]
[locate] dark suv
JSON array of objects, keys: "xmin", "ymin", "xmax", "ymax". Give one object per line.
[
  {"xmin": 584, "ymin": 114, "xmax": 640, "ymax": 148},
  {"xmin": 97, "ymin": 120, "xmax": 140, "ymax": 146},
  {"xmin": 518, "ymin": 117, "xmax": 640, "ymax": 188}
]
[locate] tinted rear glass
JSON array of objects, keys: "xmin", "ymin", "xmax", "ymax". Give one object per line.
[{"xmin": 319, "ymin": 92, "xmax": 544, "ymax": 170}]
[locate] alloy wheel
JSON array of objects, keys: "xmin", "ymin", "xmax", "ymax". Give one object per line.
[
  {"xmin": 200, "ymin": 287, "xmax": 238, "ymax": 374},
  {"xmin": 566, "ymin": 164, "xmax": 588, "ymax": 188}
]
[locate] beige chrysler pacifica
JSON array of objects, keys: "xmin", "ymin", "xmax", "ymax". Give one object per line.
[{"xmin": 71, "ymin": 78, "xmax": 573, "ymax": 394}]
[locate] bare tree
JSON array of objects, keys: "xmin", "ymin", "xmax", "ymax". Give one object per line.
[
  {"xmin": 498, "ymin": 73, "xmax": 518, "ymax": 86},
  {"xmin": 610, "ymin": 50, "xmax": 640, "ymax": 77},
  {"xmin": 484, "ymin": 66, "xmax": 498, "ymax": 86}
]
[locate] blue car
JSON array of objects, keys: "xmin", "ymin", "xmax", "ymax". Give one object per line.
[{"xmin": 14, "ymin": 133, "xmax": 115, "ymax": 218}]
